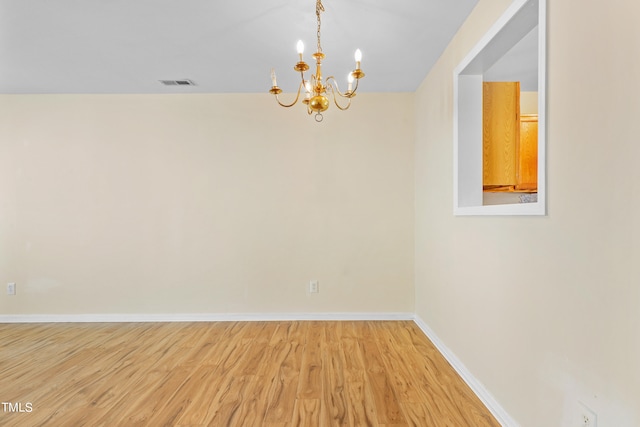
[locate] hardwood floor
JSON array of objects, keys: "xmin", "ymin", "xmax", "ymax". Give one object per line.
[{"xmin": 0, "ymin": 321, "xmax": 499, "ymax": 426}]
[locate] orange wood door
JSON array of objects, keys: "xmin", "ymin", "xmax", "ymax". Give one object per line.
[{"xmin": 482, "ymin": 82, "xmax": 520, "ymax": 188}]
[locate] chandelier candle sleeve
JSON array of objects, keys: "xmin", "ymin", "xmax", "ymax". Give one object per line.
[{"xmin": 305, "ymin": 81, "xmax": 312, "ymax": 100}]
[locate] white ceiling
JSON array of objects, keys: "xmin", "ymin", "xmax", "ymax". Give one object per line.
[
  {"xmin": 0, "ymin": 0, "xmax": 479, "ymax": 94},
  {"xmin": 484, "ymin": 25, "xmax": 538, "ymax": 91}
]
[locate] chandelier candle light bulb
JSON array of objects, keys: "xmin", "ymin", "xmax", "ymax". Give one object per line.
[
  {"xmin": 305, "ymin": 81, "xmax": 312, "ymax": 101},
  {"xmin": 268, "ymin": 0, "xmax": 365, "ymax": 121}
]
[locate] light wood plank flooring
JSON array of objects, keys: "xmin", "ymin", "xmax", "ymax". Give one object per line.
[{"xmin": 0, "ymin": 321, "xmax": 499, "ymax": 426}]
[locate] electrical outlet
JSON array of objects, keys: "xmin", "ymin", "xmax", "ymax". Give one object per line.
[
  {"xmin": 577, "ymin": 402, "xmax": 597, "ymax": 427},
  {"xmin": 7, "ymin": 282, "xmax": 16, "ymax": 295},
  {"xmin": 309, "ymin": 280, "xmax": 319, "ymax": 293}
]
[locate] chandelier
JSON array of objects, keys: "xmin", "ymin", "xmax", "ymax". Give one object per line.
[{"xmin": 269, "ymin": 0, "xmax": 365, "ymax": 122}]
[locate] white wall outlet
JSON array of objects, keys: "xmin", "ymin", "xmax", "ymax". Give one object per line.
[
  {"xmin": 309, "ymin": 280, "xmax": 319, "ymax": 293},
  {"xmin": 7, "ymin": 282, "xmax": 16, "ymax": 295},
  {"xmin": 577, "ymin": 402, "xmax": 597, "ymax": 427}
]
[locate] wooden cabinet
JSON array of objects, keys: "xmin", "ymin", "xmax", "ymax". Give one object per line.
[
  {"xmin": 482, "ymin": 82, "xmax": 537, "ymax": 192},
  {"xmin": 517, "ymin": 114, "xmax": 538, "ymax": 191}
]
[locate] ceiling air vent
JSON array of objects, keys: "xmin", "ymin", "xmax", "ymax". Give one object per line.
[{"xmin": 159, "ymin": 79, "xmax": 196, "ymax": 86}]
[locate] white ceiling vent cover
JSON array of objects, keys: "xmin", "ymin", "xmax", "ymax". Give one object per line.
[{"xmin": 159, "ymin": 79, "xmax": 196, "ymax": 86}]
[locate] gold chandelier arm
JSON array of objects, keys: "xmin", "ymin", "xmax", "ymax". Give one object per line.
[
  {"xmin": 333, "ymin": 95, "xmax": 352, "ymax": 111},
  {"xmin": 325, "ymin": 76, "xmax": 358, "ymax": 99},
  {"xmin": 325, "ymin": 76, "xmax": 345, "ymax": 97},
  {"xmin": 351, "ymin": 76, "xmax": 360, "ymax": 94},
  {"xmin": 326, "ymin": 83, "xmax": 352, "ymax": 111},
  {"xmin": 274, "ymin": 81, "xmax": 305, "ymax": 108},
  {"xmin": 327, "ymin": 76, "xmax": 359, "ymax": 99}
]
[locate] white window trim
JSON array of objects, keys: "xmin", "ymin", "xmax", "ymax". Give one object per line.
[{"xmin": 453, "ymin": 0, "xmax": 546, "ymax": 216}]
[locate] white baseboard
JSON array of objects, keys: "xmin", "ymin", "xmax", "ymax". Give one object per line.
[
  {"xmin": 0, "ymin": 312, "xmax": 414, "ymax": 323},
  {"xmin": 413, "ymin": 315, "xmax": 519, "ymax": 427}
]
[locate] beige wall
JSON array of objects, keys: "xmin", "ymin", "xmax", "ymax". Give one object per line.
[
  {"xmin": 415, "ymin": 0, "xmax": 640, "ymax": 426},
  {"xmin": 521, "ymin": 91, "xmax": 538, "ymax": 115},
  {"xmin": 0, "ymin": 93, "xmax": 415, "ymax": 315}
]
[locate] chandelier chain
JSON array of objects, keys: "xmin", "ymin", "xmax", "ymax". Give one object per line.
[{"xmin": 316, "ymin": 0, "xmax": 324, "ymax": 53}]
